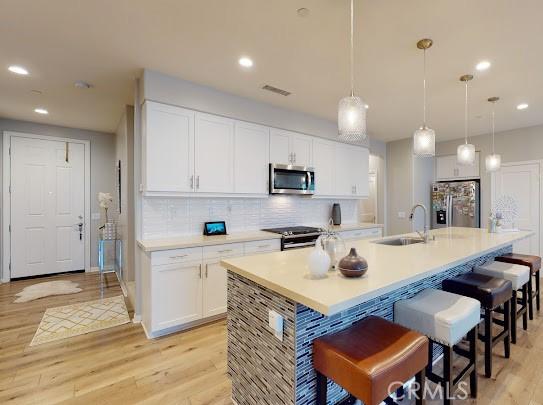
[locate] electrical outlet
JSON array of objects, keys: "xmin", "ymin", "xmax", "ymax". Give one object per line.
[{"xmin": 268, "ymin": 310, "xmax": 284, "ymax": 341}]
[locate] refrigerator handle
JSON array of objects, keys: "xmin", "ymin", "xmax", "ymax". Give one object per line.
[{"xmin": 447, "ymin": 194, "xmax": 453, "ymax": 226}]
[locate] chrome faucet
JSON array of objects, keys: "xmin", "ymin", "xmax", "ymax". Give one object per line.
[{"xmin": 409, "ymin": 204, "xmax": 430, "ymax": 243}]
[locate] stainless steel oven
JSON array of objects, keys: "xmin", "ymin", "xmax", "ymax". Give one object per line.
[{"xmin": 269, "ymin": 164, "xmax": 315, "ymax": 195}]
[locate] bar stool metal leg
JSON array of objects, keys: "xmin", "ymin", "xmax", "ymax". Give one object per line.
[
  {"xmin": 536, "ymin": 270, "xmax": 541, "ymax": 311},
  {"xmin": 469, "ymin": 325, "xmax": 478, "ymax": 398},
  {"xmin": 415, "ymin": 369, "xmax": 426, "ymax": 405},
  {"xmin": 443, "ymin": 346, "xmax": 453, "ymax": 405}
]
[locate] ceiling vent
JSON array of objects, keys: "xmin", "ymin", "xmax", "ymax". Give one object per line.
[{"xmin": 262, "ymin": 84, "xmax": 291, "ymax": 96}]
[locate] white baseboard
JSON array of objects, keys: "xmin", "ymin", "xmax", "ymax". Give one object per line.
[{"xmin": 89, "ymin": 266, "xmax": 99, "ymax": 273}]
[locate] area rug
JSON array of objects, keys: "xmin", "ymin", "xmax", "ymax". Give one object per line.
[
  {"xmin": 14, "ymin": 280, "xmax": 82, "ymax": 303},
  {"xmin": 30, "ymin": 295, "xmax": 130, "ymax": 346}
]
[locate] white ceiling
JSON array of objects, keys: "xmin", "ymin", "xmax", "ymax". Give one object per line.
[{"xmin": 1, "ymin": 0, "xmax": 542, "ymax": 141}]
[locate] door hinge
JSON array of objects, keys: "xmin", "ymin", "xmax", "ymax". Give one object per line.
[
  {"xmin": 9, "ymin": 263, "xmax": 11, "ymax": 271},
  {"xmin": 8, "ymin": 224, "xmax": 11, "ymax": 233},
  {"xmin": 8, "ymin": 147, "xmax": 11, "ymax": 156},
  {"xmin": 8, "ymin": 185, "xmax": 11, "ymax": 193}
]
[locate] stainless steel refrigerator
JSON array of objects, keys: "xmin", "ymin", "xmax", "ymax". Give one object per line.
[{"xmin": 431, "ymin": 181, "xmax": 480, "ymax": 229}]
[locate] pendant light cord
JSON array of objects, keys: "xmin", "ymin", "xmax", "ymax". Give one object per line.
[
  {"xmin": 350, "ymin": 0, "xmax": 354, "ymax": 97},
  {"xmin": 491, "ymin": 105, "xmax": 496, "ymax": 154},
  {"xmin": 464, "ymin": 81, "xmax": 469, "ymax": 145},
  {"xmin": 423, "ymin": 48, "xmax": 427, "ymax": 126}
]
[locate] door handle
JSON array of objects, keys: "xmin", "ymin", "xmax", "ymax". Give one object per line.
[
  {"xmin": 199, "ymin": 264, "xmax": 202, "ymax": 278},
  {"xmin": 196, "ymin": 175, "xmax": 200, "ymax": 190},
  {"xmin": 205, "ymin": 263, "xmax": 209, "ymax": 278},
  {"xmin": 293, "ymin": 152, "xmax": 297, "ymax": 163},
  {"xmin": 74, "ymin": 222, "xmax": 84, "ymax": 240},
  {"xmin": 190, "ymin": 175, "xmax": 194, "ymax": 189}
]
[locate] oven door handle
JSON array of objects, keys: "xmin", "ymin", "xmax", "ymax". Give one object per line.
[
  {"xmin": 307, "ymin": 171, "xmax": 312, "ymax": 191},
  {"xmin": 283, "ymin": 241, "xmax": 316, "ymax": 249}
]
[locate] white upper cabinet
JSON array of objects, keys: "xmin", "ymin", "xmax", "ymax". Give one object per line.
[
  {"xmin": 270, "ymin": 129, "xmax": 312, "ymax": 166},
  {"xmin": 234, "ymin": 121, "xmax": 269, "ymax": 194},
  {"xmin": 290, "ymin": 133, "xmax": 312, "ymax": 166},
  {"xmin": 194, "ymin": 113, "xmax": 235, "ymax": 193},
  {"xmin": 143, "ymin": 101, "xmax": 194, "ymax": 193},
  {"xmin": 334, "ymin": 143, "xmax": 369, "ymax": 197},
  {"xmin": 313, "ymin": 139, "xmax": 336, "ymax": 196},
  {"xmin": 436, "ymin": 152, "xmax": 480, "ymax": 181}
]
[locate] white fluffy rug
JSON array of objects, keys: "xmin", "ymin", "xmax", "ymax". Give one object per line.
[{"xmin": 14, "ymin": 280, "xmax": 82, "ymax": 303}]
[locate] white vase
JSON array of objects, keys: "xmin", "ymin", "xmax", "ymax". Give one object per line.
[{"xmin": 307, "ymin": 236, "xmax": 331, "ymax": 279}]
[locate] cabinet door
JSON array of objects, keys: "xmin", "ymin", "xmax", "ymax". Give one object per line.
[
  {"xmin": 334, "ymin": 143, "xmax": 356, "ymax": 196},
  {"xmin": 313, "ymin": 139, "xmax": 336, "ymax": 196},
  {"xmin": 143, "ymin": 102, "xmax": 194, "ymax": 192},
  {"xmin": 269, "ymin": 129, "xmax": 291, "ymax": 165},
  {"xmin": 195, "ymin": 113, "xmax": 235, "ymax": 193},
  {"xmin": 152, "ymin": 262, "xmax": 202, "ymax": 330},
  {"xmin": 457, "ymin": 152, "xmax": 480, "ymax": 179},
  {"xmin": 290, "ymin": 133, "xmax": 312, "ymax": 166},
  {"xmin": 436, "ymin": 155, "xmax": 458, "ymax": 180},
  {"xmin": 353, "ymin": 146, "xmax": 369, "ymax": 197},
  {"xmin": 203, "ymin": 260, "xmax": 228, "ymax": 317},
  {"xmin": 234, "ymin": 121, "xmax": 269, "ymax": 194}
]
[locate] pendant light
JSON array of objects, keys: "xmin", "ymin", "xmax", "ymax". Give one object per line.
[
  {"xmin": 457, "ymin": 74, "xmax": 476, "ymax": 165},
  {"xmin": 338, "ymin": 0, "xmax": 367, "ymax": 142},
  {"xmin": 413, "ymin": 38, "xmax": 436, "ymax": 157},
  {"xmin": 485, "ymin": 97, "xmax": 501, "ymax": 172}
]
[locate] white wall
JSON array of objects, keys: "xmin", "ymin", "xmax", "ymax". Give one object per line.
[
  {"xmin": 115, "ymin": 106, "xmax": 135, "ymax": 282},
  {"xmin": 386, "ymin": 137, "xmax": 435, "ymax": 235},
  {"xmin": 436, "ymin": 124, "xmax": 543, "ymax": 223},
  {"xmin": 0, "ymin": 118, "xmax": 116, "ymax": 272}
]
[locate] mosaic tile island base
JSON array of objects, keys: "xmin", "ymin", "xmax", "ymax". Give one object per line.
[{"xmin": 223, "ymin": 228, "xmax": 532, "ymax": 405}]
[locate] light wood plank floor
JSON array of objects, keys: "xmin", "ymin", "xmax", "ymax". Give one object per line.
[{"xmin": 1, "ymin": 272, "xmax": 542, "ymax": 404}]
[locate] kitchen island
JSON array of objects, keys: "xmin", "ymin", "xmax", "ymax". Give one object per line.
[{"xmin": 220, "ymin": 227, "xmax": 533, "ymax": 405}]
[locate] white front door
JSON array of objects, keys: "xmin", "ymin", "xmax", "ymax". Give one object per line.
[
  {"xmin": 10, "ymin": 136, "xmax": 86, "ymax": 278},
  {"xmin": 492, "ymin": 161, "xmax": 541, "ymax": 255}
]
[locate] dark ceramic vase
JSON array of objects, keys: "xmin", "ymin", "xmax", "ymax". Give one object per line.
[{"xmin": 338, "ymin": 248, "xmax": 368, "ymax": 278}]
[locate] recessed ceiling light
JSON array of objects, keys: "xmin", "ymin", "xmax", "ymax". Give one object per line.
[
  {"xmin": 517, "ymin": 103, "xmax": 529, "ymax": 110},
  {"xmin": 297, "ymin": 7, "xmax": 310, "ymax": 17},
  {"xmin": 475, "ymin": 61, "xmax": 491, "ymax": 71},
  {"xmin": 34, "ymin": 108, "xmax": 48, "ymax": 115},
  {"xmin": 31, "ymin": 89, "xmax": 43, "ymax": 95},
  {"xmin": 365, "ymin": 104, "xmax": 369, "ymax": 109},
  {"xmin": 8, "ymin": 65, "xmax": 29, "ymax": 75},
  {"xmin": 238, "ymin": 57, "xmax": 253, "ymax": 68},
  {"xmin": 74, "ymin": 80, "xmax": 93, "ymax": 89}
]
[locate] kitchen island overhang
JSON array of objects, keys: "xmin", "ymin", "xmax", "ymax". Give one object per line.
[{"xmin": 221, "ymin": 228, "xmax": 533, "ymax": 405}]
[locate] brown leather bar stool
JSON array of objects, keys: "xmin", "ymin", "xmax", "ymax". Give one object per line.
[
  {"xmin": 313, "ymin": 316, "xmax": 429, "ymax": 405},
  {"xmin": 496, "ymin": 253, "xmax": 541, "ymax": 319},
  {"xmin": 442, "ymin": 273, "xmax": 512, "ymax": 378}
]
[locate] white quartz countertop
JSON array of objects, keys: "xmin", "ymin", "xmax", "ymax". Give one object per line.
[
  {"xmin": 137, "ymin": 230, "xmax": 282, "ymax": 252},
  {"xmin": 137, "ymin": 223, "xmax": 382, "ymax": 252},
  {"xmin": 221, "ymin": 227, "xmax": 533, "ymax": 316}
]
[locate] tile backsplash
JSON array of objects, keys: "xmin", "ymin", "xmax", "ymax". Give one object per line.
[{"xmin": 142, "ymin": 196, "xmax": 358, "ymax": 240}]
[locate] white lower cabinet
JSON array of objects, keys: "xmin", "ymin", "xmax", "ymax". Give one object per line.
[
  {"xmin": 142, "ymin": 239, "xmax": 280, "ymax": 338},
  {"xmin": 152, "ymin": 262, "xmax": 203, "ymax": 331},
  {"xmin": 338, "ymin": 227, "xmax": 382, "ymax": 241},
  {"xmin": 203, "ymin": 260, "xmax": 228, "ymax": 317}
]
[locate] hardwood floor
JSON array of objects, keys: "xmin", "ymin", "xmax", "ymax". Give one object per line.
[{"xmin": 0, "ymin": 272, "xmax": 542, "ymax": 404}]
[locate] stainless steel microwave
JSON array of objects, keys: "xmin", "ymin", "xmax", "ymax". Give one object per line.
[{"xmin": 269, "ymin": 164, "xmax": 315, "ymax": 195}]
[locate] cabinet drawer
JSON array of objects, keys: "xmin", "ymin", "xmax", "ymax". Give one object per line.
[
  {"xmin": 244, "ymin": 239, "xmax": 281, "ymax": 254},
  {"xmin": 203, "ymin": 243, "xmax": 244, "ymax": 259},
  {"xmin": 151, "ymin": 247, "xmax": 202, "ymax": 266},
  {"xmin": 340, "ymin": 228, "xmax": 382, "ymax": 240}
]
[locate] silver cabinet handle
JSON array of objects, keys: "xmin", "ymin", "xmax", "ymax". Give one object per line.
[
  {"xmin": 169, "ymin": 254, "xmax": 188, "ymax": 259},
  {"xmin": 205, "ymin": 263, "xmax": 209, "ymax": 278},
  {"xmin": 196, "ymin": 175, "xmax": 200, "ymax": 189},
  {"xmin": 288, "ymin": 153, "xmax": 292, "ymax": 163},
  {"xmin": 293, "ymin": 152, "xmax": 297, "ymax": 163},
  {"xmin": 199, "ymin": 263, "xmax": 202, "ymax": 278},
  {"xmin": 218, "ymin": 249, "xmax": 232, "ymax": 253},
  {"xmin": 190, "ymin": 175, "xmax": 194, "ymax": 189}
]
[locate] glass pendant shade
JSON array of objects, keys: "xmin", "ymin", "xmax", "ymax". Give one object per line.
[
  {"xmin": 485, "ymin": 153, "xmax": 501, "ymax": 172},
  {"xmin": 413, "ymin": 126, "xmax": 435, "ymax": 156},
  {"xmin": 338, "ymin": 95, "xmax": 367, "ymax": 142},
  {"xmin": 457, "ymin": 143, "xmax": 476, "ymax": 165}
]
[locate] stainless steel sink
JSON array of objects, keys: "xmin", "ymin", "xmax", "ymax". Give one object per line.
[{"xmin": 373, "ymin": 237, "xmax": 425, "ymax": 246}]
